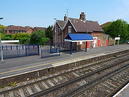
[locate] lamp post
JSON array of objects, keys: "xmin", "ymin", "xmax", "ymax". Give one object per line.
[
  {"xmin": 0, "ymin": 17, "xmax": 3, "ymax": 61},
  {"xmin": 54, "ymin": 18, "xmax": 56, "ymax": 46},
  {"xmin": 118, "ymin": 35, "xmax": 120, "ymax": 45}
]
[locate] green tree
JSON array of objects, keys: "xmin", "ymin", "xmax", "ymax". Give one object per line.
[
  {"xmin": 128, "ymin": 24, "xmax": 129, "ymax": 40},
  {"xmin": 45, "ymin": 26, "xmax": 53, "ymax": 41},
  {"xmin": 30, "ymin": 30, "xmax": 49, "ymax": 45},
  {"xmin": 104, "ymin": 19, "xmax": 129, "ymax": 42},
  {"xmin": 0, "ymin": 25, "xmax": 6, "ymax": 33},
  {"xmin": 2, "ymin": 34, "xmax": 13, "ymax": 40},
  {"xmin": 102, "ymin": 22, "xmax": 112, "ymax": 33},
  {"xmin": 12, "ymin": 33, "xmax": 31, "ymax": 44}
]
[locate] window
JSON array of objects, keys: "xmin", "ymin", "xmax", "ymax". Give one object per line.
[{"xmin": 68, "ymin": 26, "xmax": 72, "ymax": 33}]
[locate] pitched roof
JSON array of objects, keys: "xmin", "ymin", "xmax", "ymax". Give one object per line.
[
  {"xmin": 5, "ymin": 26, "xmax": 46, "ymax": 32},
  {"xmin": 5, "ymin": 26, "xmax": 33, "ymax": 31},
  {"xmin": 33, "ymin": 27, "xmax": 46, "ymax": 31},
  {"xmin": 56, "ymin": 17, "xmax": 103, "ymax": 32},
  {"xmin": 69, "ymin": 18, "xmax": 103, "ymax": 32},
  {"xmin": 56, "ymin": 20, "xmax": 66, "ymax": 29}
]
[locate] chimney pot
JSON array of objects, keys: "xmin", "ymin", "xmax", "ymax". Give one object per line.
[
  {"xmin": 80, "ymin": 12, "xmax": 86, "ymax": 21},
  {"xmin": 64, "ymin": 14, "xmax": 67, "ymax": 21}
]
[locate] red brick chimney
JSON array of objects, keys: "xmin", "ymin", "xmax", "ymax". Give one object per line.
[{"xmin": 79, "ymin": 12, "xmax": 86, "ymax": 21}]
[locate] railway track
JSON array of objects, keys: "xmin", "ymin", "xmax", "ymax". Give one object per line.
[
  {"xmin": 30, "ymin": 55, "xmax": 129, "ymax": 97},
  {"xmin": 67, "ymin": 61, "xmax": 129, "ymax": 97},
  {"xmin": 0, "ymin": 51, "xmax": 129, "ymax": 97}
]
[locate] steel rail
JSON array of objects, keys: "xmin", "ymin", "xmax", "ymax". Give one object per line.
[
  {"xmin": 28, "ymin": 54, "xmax": 129, "ymax": 97},
  {"xmin": 63, "ymin": 61, "xmax": 129, "ymax": 97}
]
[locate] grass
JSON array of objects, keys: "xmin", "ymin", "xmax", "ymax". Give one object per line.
[{"xmin": 8, "ymin": 82, "xmax": 17, "ymax": 87}]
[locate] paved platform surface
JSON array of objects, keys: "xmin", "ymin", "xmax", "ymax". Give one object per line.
[
  {"xmin": 0, "ymin": 44, "xmax": 129, "ymax": 79},
  {"xmin": 113, "ymin": 83, "xmax": 129, "ymax": 97}
]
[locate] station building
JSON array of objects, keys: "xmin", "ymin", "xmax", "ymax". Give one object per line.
[{"xmin": 53, "ymin": 12, "xmax": 112, "ymax": 51}]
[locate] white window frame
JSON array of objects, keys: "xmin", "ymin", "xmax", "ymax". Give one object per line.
[{"xmin": 68, "ymin": 26, "xmax": 72, "ymax": 33}]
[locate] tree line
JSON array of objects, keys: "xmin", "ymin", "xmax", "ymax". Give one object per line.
[
  {"xmin": 1, "ymin": 19, "xmax": 129, "ymax": 45},
  {"xmin": 102, "ymin": 19, "xmax": 129, "ymax": 43},
  {"xmin": 0, "ymin": 26, "xmax": 53, "ymax": 45}
]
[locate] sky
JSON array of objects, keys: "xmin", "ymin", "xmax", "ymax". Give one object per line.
[{"xmin": 0, "ymin": 0, "xmax": 129, "ymax": 27}]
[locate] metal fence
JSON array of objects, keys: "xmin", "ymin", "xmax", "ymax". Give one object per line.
[
  {"xmin": 40, "ymin": 42, "xmax": 79, "ymax": 58},
  {"xmin": 40, "ymin": 45, "xmax": 60, "ymax": 58},
  {"xmin": 0, "ymin": 42, "xmax": 77, "ymax": 59},
  {"xmin": 0, "ymin": 45, "xmax": 39, "ymax": 59},
  {"xmin": 40, "ymin": 41, "xmax": 78, "ymax": 58},
  {"xmin": 53, "ymin": 42, "xmax": 77, "ymax": 51}
]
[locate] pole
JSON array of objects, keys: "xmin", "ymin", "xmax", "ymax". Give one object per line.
[
  {"xmin": 0, "ymin": 31, "xmax": 3, "ymax": 61},
  {"xmin": 0, "ymin": 17, "xmax": 3, "ymax": 61},
  {"xmin": 54, "ymin": 18, "xmax": 56, "ymax": 47},
  {"xmin": 118, "ymin": 35, "xmax": 120, "ymax": 45},
  {"xmin": 70, "ymin": 42, "xmax": 72, "ymax": 54},
  {"xmin": 85, "ymin": 41, "xmax": 87, "ymax": 52},
  {"xmin": 114, "ymin": 40, "xmax": 116, "ymax": 46}
]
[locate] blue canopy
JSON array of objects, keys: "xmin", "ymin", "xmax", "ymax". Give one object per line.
[{"xmin": 65, "ymin": 33, "xmax": 93, "ymax": 42}]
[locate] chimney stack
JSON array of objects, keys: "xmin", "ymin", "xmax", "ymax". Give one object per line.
[
  {"xmin": 80, "ymin": 12, "xmax": 86, "ymax": 21},
  {"xmin": 64, "ymin": 14, "xmax": 67, "ymax": 21}
]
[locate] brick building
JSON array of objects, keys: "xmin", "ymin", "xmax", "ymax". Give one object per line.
[
  {"xmin": 4, "ymin": 25, "xmax": 46, "ymax": 34},
  {"xmin": 53, "ymin": 12, "xmax": 109, "ymax": 50}
]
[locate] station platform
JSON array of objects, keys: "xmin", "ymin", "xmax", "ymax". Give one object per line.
[
  {"xmin": 0, "ymin": 44, "xmax": 129, "ymax": 79},
  {"xmin": 113, "ymin": 83, "xmax": 129, "ymax": 97}
]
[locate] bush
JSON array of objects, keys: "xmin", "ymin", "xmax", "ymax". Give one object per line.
[
  {"xmin": 2, "ymin": 34, "xmax": 13, "ymax": 40},
  {"xmin": 30, "ymin": 30, "xmax": 49, "ymax": 45},
  {"xmin": 12, "ymin": 33, "xmax": 31, "ymax": 44},
  {"xmin": 1, "ymin": 30, "xmax": 50, "ymax": 45},
  {"xmin": 41, "ymin": 37, "xmax": 49, "ymax": 45}
]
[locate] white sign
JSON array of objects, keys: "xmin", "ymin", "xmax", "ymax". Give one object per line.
[
  {"xmin": 80, "ymin": 41, "xmax": 82, "ymax": 44},
  {"xmin": 93, "ymin": 37, "xmax": 97, "ymax": 43},
  {"xmin": 1, "ymin": 40, "xmax": 19, "ymax": 43},
  {"xmin": 115, "ymin": 37, "xmax": 120, "ymax": 40}
]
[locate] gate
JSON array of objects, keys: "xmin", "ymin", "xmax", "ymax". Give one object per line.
[{"xmin": 40, "ymin": 45, "xmax": 60, "ymax": 58}]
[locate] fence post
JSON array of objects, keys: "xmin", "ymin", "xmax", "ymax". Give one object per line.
[
  {"xmin": 37, "ymin": 45, "xmax": 40, "ymax": 55},
  {"xmin": 39, "ymin": 45, "xmax": 42, "ymax": 57},
  {"xmin": 16, "ymin": 45, "xmax": 18, "ymax": 57},
  {"xmin": 6, "ymin": 46, "xmax": 7, "ymax": 50},
  {"xmin": 70, "ymin": 42, "xmax": 72, "ymax": 54},
  {"xmin": 0, "ymin": 45, "xmax": 4, "ymax": 61},
  {"xmin": 50, "ymin": 43, "xmax": 52, "ymax": 53},
  {"xmin": 25, "ymin": 45, "xmax": 27, "ymax": 56}
]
